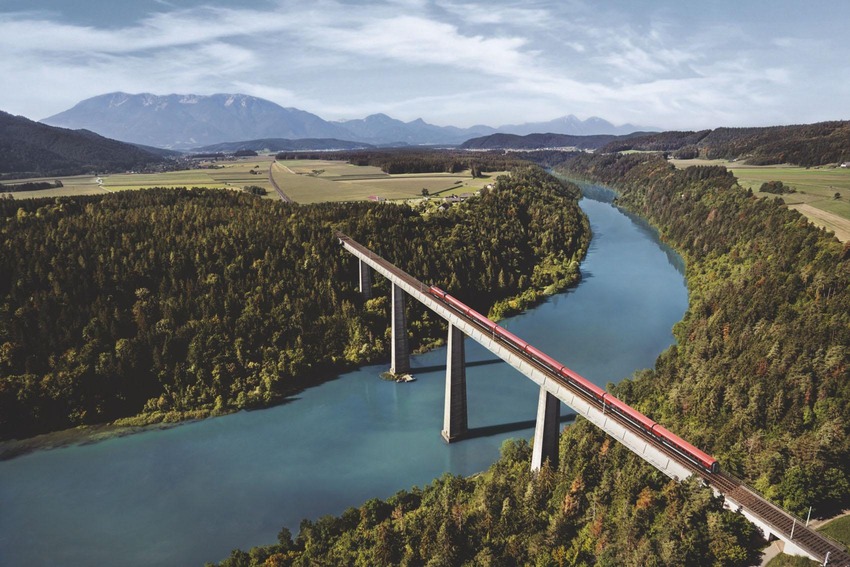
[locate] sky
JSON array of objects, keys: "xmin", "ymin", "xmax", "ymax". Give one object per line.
[{"xmin": 1, "ymin": 0, "xmax": 848, "ymax": 130}]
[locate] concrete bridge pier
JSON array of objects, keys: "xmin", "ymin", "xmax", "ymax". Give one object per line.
[
  {"xmin": 358, "ymin": 259, "xmax": 373, "ymax": 299},
  {"xmin": 390, "ymin": 283, "xmax": 410, "ymax": 375},
  {"xmin": 531, "ymin": 387, "xmax": 560, "ymax": 471},
  {"xmin": 442, "ymin": 324, "xmax": 468, "ymax": 442}
]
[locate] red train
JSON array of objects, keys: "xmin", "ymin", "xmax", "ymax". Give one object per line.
[{"xmin": 427, "ymin": 285, "xmax": 719, "ymax": 475}]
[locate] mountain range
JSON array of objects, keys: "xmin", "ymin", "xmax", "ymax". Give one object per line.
[{"xmin": 41, "ymin": 92, "xmax": 653, "ymax": 149}]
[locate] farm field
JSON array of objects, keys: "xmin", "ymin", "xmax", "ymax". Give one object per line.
[
  {"xmin": 2, "ymin": 156, "xmax": 277, "ymax": 199},
  {"xmin": 272, "ymin": 159, "xmax": 506, "ymax": 204},
  {"xmin": 670, "ymin": 158, "xmax": 850, "ymax": 241}
]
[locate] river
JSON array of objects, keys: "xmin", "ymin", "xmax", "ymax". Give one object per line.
[{"xmin": 0, "ymin": 184, "xmax": 688, "ymax": 566}]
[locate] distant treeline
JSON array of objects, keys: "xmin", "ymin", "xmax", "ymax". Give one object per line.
[
  {"xmin": 0, "ymin": 180, "xmax": 63, "ymax": 192},
  {"xmin": 275, "ymin": 148, "xmax": 530, "ymax": 175},
  {"xmin": 600, "ymin": 121, "xmax": 850, "ymax": 166},
  {"xmin": 0, "ymin": 166, "xmax": 589, "ymax": 439}
]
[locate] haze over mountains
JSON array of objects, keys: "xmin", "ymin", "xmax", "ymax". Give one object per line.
[{"xmin": 41, "ymin": 92, "xmax": 651, "ymax": 150}]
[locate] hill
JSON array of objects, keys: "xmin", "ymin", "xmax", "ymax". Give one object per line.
[
  {"xmin": 460, "ymin": 131, "xmax": 651, "ymax": 150},
  {"xmin": 0, "ymin": 110, "xmax": 168, "ymax": 179},
  {"xmin": 601, "ymin": 121, "xmax": 850, "ymax": 166},
  {"xmin": 192, "ymin": 138, "xmax": 374, "ymax": 153}
]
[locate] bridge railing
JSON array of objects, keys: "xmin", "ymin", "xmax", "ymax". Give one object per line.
[
  {"xmin": 722, "ymin": 469, "xmax": 847, "ymax": 556},
  {"xmin": 337, "ymin": 230, "xmax": 849, "ymax": 565}
]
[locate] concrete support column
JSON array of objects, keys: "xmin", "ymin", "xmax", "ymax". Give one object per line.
[
  {"xmin": 442, "ymin": 324, "xmax": 468, "ymax": 442},
  {"xmin": 531, "ymin": 387, "xmax": 560, "ymax": 471},
  {"xmin": 358, "ymin": 259, "xmax": 373, "ymax": 299},
  {"xmin": 390, "ymin": 283, "xmax": 410, "ymax": 374}
]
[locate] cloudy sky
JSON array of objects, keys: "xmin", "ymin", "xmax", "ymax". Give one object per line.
[{"xmin": 1, "ymin": 0, "xmax": 848, "ymax": 129}]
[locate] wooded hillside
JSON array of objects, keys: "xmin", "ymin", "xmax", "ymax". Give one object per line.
[
  {"xmin": 600, "ymin": 121, "xmax": 850, "ymax": 166},
  {"xmin": 0, "ymin": 166, "xmax": 588, "ymax": 439},
  {"xmin": 0, "ymin": 111, "xmax": 169, "ymax": 179},
  {"xmin": 564, "ymin": 154, "xmax": 850, "ymax": 516}
]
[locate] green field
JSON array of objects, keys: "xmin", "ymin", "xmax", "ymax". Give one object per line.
[
  {"xmin": 272, "ymin": 159, "xmax": 506, "ymax": 204},
  {"xmin": 3, "ymin": 157, "xmax": 505, "ymax": 205},
  {"xmin": 670, "ymin": 159, "xmax": 850, "ymax": 241},
  {"xmin": 2, "ymin": 156, "xmax": 277, "ymax": 199},
  {"xmin": 819, "ymin": 514, "xmax": 850, "ymax": 547}
]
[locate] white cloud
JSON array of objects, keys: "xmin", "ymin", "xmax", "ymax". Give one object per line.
[
  {"xmin": 0, "ymin": 0, "xmax": 846, "ymax": 129},
  {"xmin": 435, "ymin": 0, "xmax": 551, "ymax": 27}
]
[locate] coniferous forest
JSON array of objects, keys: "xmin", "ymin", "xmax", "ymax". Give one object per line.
[
  {"xmin": 210, "ymin": 153, "xmax": 850, "ymax": 567},
  {"xmin": 0, "ymin": 165, "xmax": 588, "ymax": 440},
  {"xmin": 563, "ymin": 154, "xmax": 850, "ymax": 516}
]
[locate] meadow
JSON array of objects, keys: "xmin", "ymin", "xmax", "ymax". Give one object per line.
[
  {"xmin": 2, "ymin": 156, "xmax": 277, "ymax": 199},
  {"xmin": 272, "ymin": 159, "xmax": 506, "ymax": 204},
  {"xmin": 3, "ymin": 157, "xmax": 505, "ymax": 205},
  {"xmin": 670, "ymin": 159, "xmax": 850, "ymax": 241}
]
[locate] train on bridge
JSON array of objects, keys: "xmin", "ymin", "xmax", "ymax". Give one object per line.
[{"xmin": 428, "ymin": 285, "xmax": 720, "ymax": 475}]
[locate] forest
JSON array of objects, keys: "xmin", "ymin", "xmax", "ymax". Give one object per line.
[
  {"xmin": 600, "ymin": 121, "xmax": 850, "ymax": 167},
  {"xmin": 563, "ymin": 153, "xmax": 850, "ymax": 517},
  {"xmin": 0, "ymin": 165, "xmax": 589, "ymax": 440},
  {"xmin": 210, "ymin": 152, "xmax": 850, "ymax": 566},
  {"xmin": 274, "ymin": 148, "xmax": 527, "ymax": 175}
]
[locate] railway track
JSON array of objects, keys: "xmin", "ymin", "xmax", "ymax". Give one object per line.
[
  {"xmin": 337, "ymin": 232, "xmax": 850, "ymax": 566},
  {"xmin": 268, "ymin": 162, "xmax": 293, "ymax": 203}
]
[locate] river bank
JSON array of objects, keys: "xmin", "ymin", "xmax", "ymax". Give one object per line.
[{"xmin": 0, "ymin": 191, "xmax": 688, "ymax": 567}]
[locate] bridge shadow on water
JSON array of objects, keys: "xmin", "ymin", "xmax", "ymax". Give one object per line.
[
  {"xmin": 459, "ymin": 413, "xmax": 577, "ymax": 441},
  {"xmin": 409, "ymin": 359, "xmax": 578, "ymax": 439},
  {"xmin": 412, "ymin": 358, "xmax": 505, "ymax": 374}
]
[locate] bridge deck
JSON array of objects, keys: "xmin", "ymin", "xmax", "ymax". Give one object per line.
[{"xmin": 337, "ymin": 232, "xmax": 849, "ymax": 566}]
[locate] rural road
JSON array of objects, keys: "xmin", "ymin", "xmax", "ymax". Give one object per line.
[{"xmin": 268, "ymin": 162, "xmax": 294, "ymax": 203}]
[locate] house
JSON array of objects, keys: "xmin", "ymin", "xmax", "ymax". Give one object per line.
[{"xmin": 368, "ymin": 195, "xmax": 386, "ymax": 202}]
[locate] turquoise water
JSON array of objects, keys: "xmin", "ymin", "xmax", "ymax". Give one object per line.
[{"xmin": 0, "ymin": 188, "xmax": 688, "ymax": 566}]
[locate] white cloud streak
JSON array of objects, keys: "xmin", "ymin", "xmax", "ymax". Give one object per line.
[{"xmin": 0, "ymin": 0, "xmax": 845, "ymax": 129}]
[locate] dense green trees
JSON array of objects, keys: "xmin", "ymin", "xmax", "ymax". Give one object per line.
[
  {"xmin": 0, "ymin": 166, "xmax": 588, "ymax": 439},
  {"xmin": 563, "ymin": 153, "xmax": 850, "ymax": 517},
  {"xmin": 274, "ymin": 149, "xmax": 525, "ymax": 175},
  {"xmin": 601, "ymin": 122, "xmax": 850, "ymax": 166},
  {"xmin": 759, "ymin": 180, "xmax": 795, "ymax": 194}
]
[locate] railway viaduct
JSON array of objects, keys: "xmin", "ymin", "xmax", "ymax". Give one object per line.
[{"xmin": 337, "ymin": 232, "xmax": 848, "ymax": 566}]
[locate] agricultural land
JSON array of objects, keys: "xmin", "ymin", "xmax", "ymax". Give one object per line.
[
  {"xmin": 1, "ymin": 156, "xmax": 507, "ymax": 206},
  {"xmin": 670, "ymin": 158, "xmax": 850, "ymax": 241},
  {"xmin": 271, "ymin": 159, "xmax": 506, "ymax": 203},
  {"xmin": 1, "ymin": 156, "xmax": 277, "ymax": 199}
]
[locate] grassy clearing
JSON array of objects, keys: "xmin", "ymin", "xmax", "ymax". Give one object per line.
[
  {"xmin": 279, "ymin": 159, "xmax": 387, "ymax": 179},
  {"xmin": 670, "ymin": 159, "xmax": 850, "ymax": 241},
  {"xmin": 3, "ymin": 157, "xmax": 276, "ymax": 199},
  {"xmin": 3, "ymin": 157, "xmax": 504, "ymax": 205},
  {"xmin": 764, "ymin": 555, "xmax": 819, "ymax": 566},
  {"xmin": 818, "ymin": 514, "xmax": 850, "ymax": 547},
  {"xmin": 272, "ymin": 159, "xmax": 506, "ymax": 204}
]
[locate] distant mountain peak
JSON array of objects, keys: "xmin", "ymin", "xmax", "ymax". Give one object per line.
[{"xmin": 41, "ymin": 91, "xmax": 656, "ymax": 149}]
